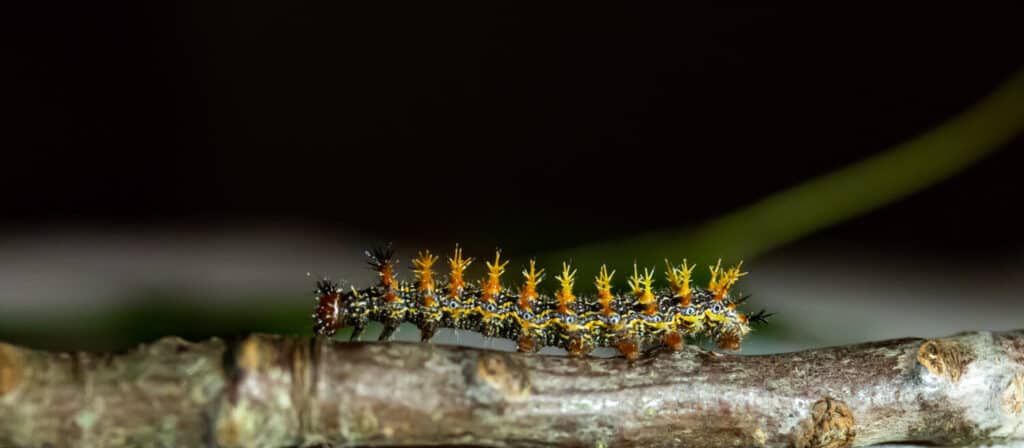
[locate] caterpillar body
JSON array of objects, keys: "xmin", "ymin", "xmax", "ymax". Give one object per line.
[{"xmin": 312, "ymin": 245, "xmax": 769, "ymax": 360}]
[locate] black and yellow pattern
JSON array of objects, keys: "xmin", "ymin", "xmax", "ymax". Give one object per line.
[{"xmin": 313, "ymin": 245, "xmax": 769, "ymax": 360}]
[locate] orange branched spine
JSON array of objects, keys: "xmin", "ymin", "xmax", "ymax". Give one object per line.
[
  {"xmin": 555, "ymin": 262, "xmax": 577, "ymax": 314},
  {"xmin": 666, "ymin": 258, "xmax": 696, "ymax": 306},
  {"xmin": 594, "ymin": 264, "xmax": 616, "ymax": 316},
  {"xmin": 366, "ymin": 246, "xmax": 400, "ymax": 302},
  {"xmin": 480, "ymin": 250, "xmax": 509, "ymax": 303},
  {"xmin": 412, "ymin": 250, "xmax": 439, "ymax": 306},
  {"xmin": 708, "ymin": 259, "xmax": 746, "ymax": 301},
  {"xmin": 447, "ymin": 245, "xmax": 473, "ymax": 298},
  {"xmin": 518, "ymin": 259, "xmax": 544, "ymax": 311},
  {"xmin": 629, "ymin": 263, "xmax": 657, "ymax": 315}
]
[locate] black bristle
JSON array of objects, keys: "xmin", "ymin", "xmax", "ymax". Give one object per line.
[
  {"xmin": 365, "ymin": 243, "xmax": 397, "ymax": 269},
  {"xmin": 749, "ymin": 309, "xmax": 774, "ymax": 325},
  {"xmin": 315, "ymin": 278, "xmax": 337, "ymax": 296}
]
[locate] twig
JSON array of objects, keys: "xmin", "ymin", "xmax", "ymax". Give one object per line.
[{"xmin": 1, "ymin": 331, "xmax": 1023, "ymax": 447}]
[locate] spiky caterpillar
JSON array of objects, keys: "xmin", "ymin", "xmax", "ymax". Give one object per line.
[{"xmin": 312, "ymin": 245, "xmax": 770, "ymax": 360}]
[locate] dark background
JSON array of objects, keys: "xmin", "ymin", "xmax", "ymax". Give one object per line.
[
  {"xmin": 3, "ymin": 4, "xmax": 1023, "ymax": 351},
  {"xmin": 8, "ymin": 4, "xmax": 1024, "ymax": 253}
]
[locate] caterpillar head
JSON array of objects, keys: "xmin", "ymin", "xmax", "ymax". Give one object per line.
[{"xmin": 313, "ymin": 279, "xmax": 344, "ymax": 336}]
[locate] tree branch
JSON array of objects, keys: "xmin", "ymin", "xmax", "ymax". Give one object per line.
[{"xmin": 1, "ymin": 331, "xmax": 1023, "ymax": 447}]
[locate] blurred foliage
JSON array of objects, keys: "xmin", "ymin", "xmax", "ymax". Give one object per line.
[
  {"xmin": 537, "ymin": 68, "xmax": 1024, "ymax": 276},
  {"xmin": 2, "ymin": 69, "xmax": 1023, "ymax": 352},
  {"xmin": 0, "ymin": 290, "xmax": 310, "ymax": 352}
]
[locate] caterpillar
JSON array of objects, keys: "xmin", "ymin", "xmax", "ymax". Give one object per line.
[{"xmin": 312, "ymin": 245, "xmax": 770, "ymax": 360}]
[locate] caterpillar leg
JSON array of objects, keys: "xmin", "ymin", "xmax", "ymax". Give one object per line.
[
  {"xmin": 418, "ymin": 321, "xmax": 438, "ymax": 342},
  {"xmin": 479, "ymin": 319, "xmax": 503, "ymax": 339},
  {"xmin": 378, "ymin": 321, "xmax": 400, "ymax": 341},
  {"xmin": 712, "ymin": 314, "xmax": 753, "ymax": 350},
  {"xmin": 517, "ymin": 335, "xmax": 540, "ymax": 353},
  {"xmin": 516, "ymin": 322, "xmax": 544, "ymax": 353},
  {"xmin": 566, "ymin": 332, "xmax": 594, "ymax": 357},
  {"xmin": 349, "ymin": 320, "xmax": 367, "ymax": 341},
  {"xmin": 615, "ymin": 337, "xmax": 641, "ymax": 361},
  {"xmin": 661, "ymin": 331, "xmax": 685, "ymax": 351},
  {"xmin": 715, "ymin": 333, "xmax": 741, "ymax": 350}
]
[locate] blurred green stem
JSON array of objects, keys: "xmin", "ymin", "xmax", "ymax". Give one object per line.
[{"xmin": 543, "ymin": 68, "xmax": 1024, "ymax": 271}]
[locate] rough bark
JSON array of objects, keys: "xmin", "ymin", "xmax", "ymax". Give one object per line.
[{"xmin": 1, "ymin": 330, "xmax": 1023, "ymax": 447}]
